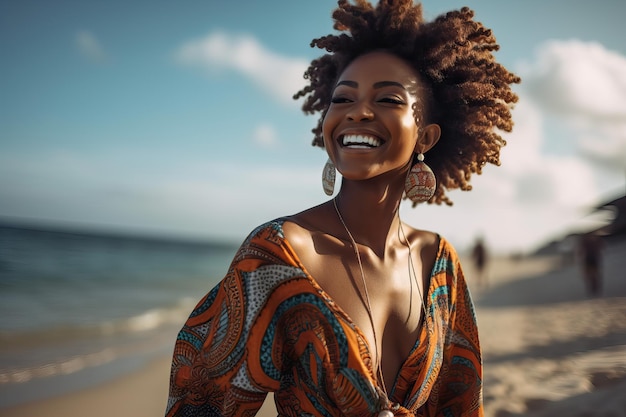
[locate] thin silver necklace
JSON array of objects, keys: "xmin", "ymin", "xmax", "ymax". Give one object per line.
[
  {"xmin": 332, "ymin": 197, "xmax": 427, "ymax": 403},
  {"xmin": 398, "ymin": 219, "xmax": 429, "ymax": 322}
]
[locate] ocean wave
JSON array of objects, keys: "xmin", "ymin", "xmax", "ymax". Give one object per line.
[
  {"xmin": 0, "ymin": 298, "xmax": 194, "ymax": 384},
  {"xmin": 0, "ymin": 348, "xmax": 117, "ymax": 384},
  {"xmin": 0, "ymin": 296, "xmax": 197, "ymax": 348},
  {"xmin": 101, "ymin": 296, "xmax": 198, "ymax": 334}
]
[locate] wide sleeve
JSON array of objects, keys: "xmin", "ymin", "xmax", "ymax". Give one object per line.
[
  {"xmin": 429, "ymin": 244, "xmax": 483, "ymax": 417},
  {"xmin": 165, "ymin": 223, "xmax": 294, "ymax": 417}
]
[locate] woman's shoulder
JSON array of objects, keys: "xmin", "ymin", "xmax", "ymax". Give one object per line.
[
  {"xmin": 403, "ymin": 225, "xmax": 462, "ymax": 277},
  {"xmin": 241, "ymin": 203, "xmax": 328, "ymax": 245},
  {"xmin": 404, "ymin": 225, "xmax": 457, "ymax": 256},
  {"xmin": 402, "ymin": 225, "xmax": 439, "ymax": 258},
  {"xmin": 230, "ymin": 218, "xmax": 293, "ymax": 257},
  {"xmin": 243, "ymin": 218, "xmax": 290, "ymax": 242},
  {"xmin": 419, "ymin": 232, "xmax": 463, "ymax": 285},
  {"xmin": 277, "ymin": 203, "xmax": 335, "ymax": 250}
]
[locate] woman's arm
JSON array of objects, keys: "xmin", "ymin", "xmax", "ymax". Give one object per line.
[{"xmin": 165, "ymin": 225, "xmax": 289, "ymax": 417}]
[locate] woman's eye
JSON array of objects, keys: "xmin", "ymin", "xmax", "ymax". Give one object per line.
[
  {"xmin": 330, "ymin": 96, "xmax": 351, "ymax": 104},
  {"xmin": 379, "ymin": 97, "xmax": 404, "ymax": 104}
]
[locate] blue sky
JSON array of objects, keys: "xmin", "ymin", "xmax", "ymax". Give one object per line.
[{"xmin": 1, "ymin": 0, "xmax": 625, "ymax": 253}]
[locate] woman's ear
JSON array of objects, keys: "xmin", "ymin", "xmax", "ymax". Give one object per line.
[{"xmin": 415, "ymin": 123, "xmax": 441, "ymax": 153}]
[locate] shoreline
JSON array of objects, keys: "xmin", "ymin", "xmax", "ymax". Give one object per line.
[
  {"xmin": 2, "ymin": 239, "xmax": 625, "ymax": 417},
  {"xmin": 0, "ymin": 355, "xmax": 278, "ymax": 417},
  {"xmin": 0, "ymin": 356, "xmax": 171, "ymax": 417}
]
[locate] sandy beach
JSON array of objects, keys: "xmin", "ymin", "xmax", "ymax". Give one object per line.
[
  {"xmin": 2, "ymin": 238, "xmax": 625, "ymax": 417},
  {"xmin": 471, "ymin": 238, "xmax": 626, "ymax": 417}
]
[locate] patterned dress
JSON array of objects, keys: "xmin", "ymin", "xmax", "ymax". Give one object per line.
[{"xmin": 166, "ymin": 219, "xmax": 483, "ymax": 417}]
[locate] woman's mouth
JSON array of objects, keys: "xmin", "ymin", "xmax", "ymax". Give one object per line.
[{"xmin": 341, "ymin": 134, "xmax": 383, "ymax": 148}]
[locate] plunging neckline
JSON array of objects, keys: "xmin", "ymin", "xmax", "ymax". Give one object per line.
[{"xmin": 279, "ymin": 219, "xmax": 443, "ymax": 400}]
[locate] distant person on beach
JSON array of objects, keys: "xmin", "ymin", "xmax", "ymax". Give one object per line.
[
  {"xmin": 471, "ymin": 236, "xmax": 489, "ymax": 289},
  {"xmin": 165, "ymin": 1, "xmax": 519, "ymax": 416},
  {"xmin": 578, "ymin": 232, "xmax": 604, "ymax": 297}
]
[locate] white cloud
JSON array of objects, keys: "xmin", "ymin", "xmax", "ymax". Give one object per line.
[
  {"xmin": 521, "ymin": 40, "xmax": 626, "ymax": 172},
  {"xmin": 499, "ymin": 100, "xmax": 598, "ymax": 208},
  {"xmin": 252, "ymin": 124, "xmax": 279, "ymax": 147},
  {"xmin": 75, "ymin": 30, "xmax": 107, "ymax": 63},
  {"xmin": 175, "ymin": 31, "xmax": 309, "ymax": 105},
  {"xmin": 522, "ymin": 40, "xmax": 626, "ymax": 119},
  {"xmin": 577, "ymin": 123, "xmax": 626, "ymax": 173}
]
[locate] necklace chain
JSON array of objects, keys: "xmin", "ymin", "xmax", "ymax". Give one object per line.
[
  {"xmin": 332, "ymin": 197, "xmax": 428, "ymax": 399},
  {"xmin": 332, "ymin": 197, "xmax": 386, "ymax": 393},
  {"xmin": 398, "ymin": 220, "xmax": 429, "ymax": 321}
]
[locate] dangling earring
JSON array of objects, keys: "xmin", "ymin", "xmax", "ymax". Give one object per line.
[
  {"xmin": 405, "ymin": 153, "xmax": 436, "ymax": 203},
  {"xmin": 322, "ymin": 158, "xmax": 336, "ymax": 196}
]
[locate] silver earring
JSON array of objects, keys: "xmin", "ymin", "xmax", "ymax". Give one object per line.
[
  {"xmin": 322, "ymin": 158, "xmax": 336, "ymax": 196},
  {"xmin": 405, "ymin": 153, "xmax": 436, "ymax": 203}
]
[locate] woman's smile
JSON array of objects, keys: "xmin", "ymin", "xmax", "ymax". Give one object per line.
[{"xmin": 340, "ymin": 134, "xmax": 384, "ymax": 148}]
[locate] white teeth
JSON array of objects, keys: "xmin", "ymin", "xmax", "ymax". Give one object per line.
[{"xmin": 342, "ymin": 135, "xmax": 382, "ymax": 148}]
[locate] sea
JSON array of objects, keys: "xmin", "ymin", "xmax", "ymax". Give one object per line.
[{"xmin": 0, "ymin": 223, "xmax": 239, "ymax": 409}]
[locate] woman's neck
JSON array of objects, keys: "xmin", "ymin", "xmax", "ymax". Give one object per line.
[{"xmin": 333, "ymin": 178, "xmax": 405, "ymax": 259}]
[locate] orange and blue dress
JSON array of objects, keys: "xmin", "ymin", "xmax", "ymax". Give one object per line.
[{"xmin": 166, "ymin": 219, "xmax": 483, "ymax": 416}]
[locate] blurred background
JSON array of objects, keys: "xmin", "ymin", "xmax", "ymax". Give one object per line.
[{"xmin": 1, "ymin": 0, "xmax": 625, "ymax": 416}]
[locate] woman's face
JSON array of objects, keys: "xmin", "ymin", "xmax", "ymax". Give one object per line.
[{"xmin": 322, "ymin": 50, "xmax": 427, "ymax": 182}]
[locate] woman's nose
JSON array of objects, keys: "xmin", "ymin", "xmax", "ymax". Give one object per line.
[{"xmin": 346, "ymin": 101, "xmax": 374, "ymax": 121}]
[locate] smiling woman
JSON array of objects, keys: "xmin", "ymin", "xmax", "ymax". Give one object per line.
[{"xmin": 165, "ymin": 1, "xmax": 519, "ymax": 416}]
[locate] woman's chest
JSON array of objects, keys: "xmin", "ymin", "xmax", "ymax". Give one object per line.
[
  {"xmin": 296, "ymin": 247, "xmax": 428, "ymax": 387},
  {"xmin": 275, "ymin": 283, "xmax": 437, "ymax": 415}
]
